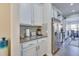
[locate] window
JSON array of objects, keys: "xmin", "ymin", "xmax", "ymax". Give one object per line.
[
  {"xmin": 71, "ymin": 24, "xmax": 77, "ymax": 31},
  {"xmin": 66, "ymin": 24, "xmax": 71, "ymax": 31}
]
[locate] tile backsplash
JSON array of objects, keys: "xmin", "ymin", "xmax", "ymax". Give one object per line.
[{"xmin": 20, "ymin": 25, "xmax": 42, "ymax": 38}]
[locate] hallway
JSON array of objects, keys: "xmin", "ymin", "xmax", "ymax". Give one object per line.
[{"xmin": 55, "ymin": 37, "xmax": 79, "ymax": 56}]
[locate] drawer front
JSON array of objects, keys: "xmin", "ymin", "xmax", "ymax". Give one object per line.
[
  {"xmin": 21, "ymin": 40, "xmax": 37, "ymax": 49},
  {"xmin": 22, "ymin": 44, "xmax": 37, "ymax": 56},
  {"xmin": 38, "ymin": 38, "xmax": 47, "ymax": 42}
]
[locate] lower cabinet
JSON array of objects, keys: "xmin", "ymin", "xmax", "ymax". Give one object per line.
[
  {"xmin": 21, "ymin": 40, "xmax": 37, "ymax": 56},
  {"xmin": 37, "ymin": 38, "xmax": 47, "ymax": 56},
  {"xmin": 22, "ymin": 45, "xmax": 37, "ymax": 56},
  {"xmin": 21, "ymin": 38, "xmax": 47, "ymax": 56}
]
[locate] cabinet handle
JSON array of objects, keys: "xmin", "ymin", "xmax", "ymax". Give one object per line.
[
  {"xmin": 29, "ymin": 44, "xmax": 33, "ymax": 45},
  {"xmin": 36, "ymin": 46, "xmax": 39, "ymax": 51},
  {"xmin": 38, "ymin": 45, "xmax": 40, "ymax": 49},
  {"xmin": 36, "ymin": 46, "xmax": 38, "ymax": 51}
]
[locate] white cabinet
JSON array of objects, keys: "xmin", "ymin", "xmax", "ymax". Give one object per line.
[
  {"xmin": 21, "ymin": 40, "xmax": 37, "ymax": 56},
  {"xmin": 22, "ymin": 45, "xmax": 37, "ymax": 56},
  {"xmin": 20, "ymin": 3, "xmax": 44, "ymax": 26},
  {"xmin": 20, "ymin": 4, "xmax": 33, "ymax": 25},
  {"xmin": 33, "ymin": 4, "xmax": 43, "ymax": 26},
  {"xmin": 21, "ymin": 37, "xmax": 47, "ymax": 56},
  {"xmin": 37, "ymin": 38, "xmax": 47, "ymax": 56}
]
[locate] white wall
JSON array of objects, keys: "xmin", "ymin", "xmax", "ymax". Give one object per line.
[
  {"xmin": 43, "ymin": 4, "xmax": 52, "ymax": 56},
  {"xmin": 10, "ymin": 4, "xmax": 20, "ymax": 56}
]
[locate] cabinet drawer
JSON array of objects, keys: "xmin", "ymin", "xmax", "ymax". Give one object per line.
[
  {"xmin": 22, "ymin": 45, "xmax": 37, "ymax": 56},
  {"xmin": 38, "ymin": 38, "xmax": 46, "ymax": 42},
  {"xmin": 21, "ymin": 40, "xmax": 37, "ymax": 48}
]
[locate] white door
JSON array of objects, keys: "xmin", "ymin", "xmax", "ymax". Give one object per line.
[{"xmin": 21, "ymin": 40, "xmax": 37, "ymax": 56}]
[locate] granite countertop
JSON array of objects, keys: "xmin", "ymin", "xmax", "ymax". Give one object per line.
[{"xmin": 20, "ymin": 36, "xmax": 47, "ymax": 43}]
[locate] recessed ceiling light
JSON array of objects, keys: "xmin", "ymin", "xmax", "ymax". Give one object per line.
[
  {"xmin": 70, "ymin": 3, "xmax": 74, "ymax": 6},
  {"xmin": 72, "ymin": 10, "xmax": 75, "ymax": 12}
]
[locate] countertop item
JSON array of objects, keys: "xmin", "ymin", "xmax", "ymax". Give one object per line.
[
  {"xmin": 25, "ymin": 29, "xmax": 30, "ymax": 37},
  {"xmin": 20, "ymin": 36, "xmax": 47, "ymax": 43}
]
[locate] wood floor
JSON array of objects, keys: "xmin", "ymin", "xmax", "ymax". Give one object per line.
[{"xmin": 55, "ymin": 37, "xmax": 79, "ymax": 56}]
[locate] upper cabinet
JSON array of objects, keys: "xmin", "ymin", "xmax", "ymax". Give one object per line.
[
  {"xmin": 20, "ymin": 3, "xmax": 44, "ymax": 26},
  {"xmin": 20, "ymin": 4, "xmax": 33, "ymax": 25},
  {"xmin": 33, "ymin": 4, "xmax": 43, "ymax": 26}
]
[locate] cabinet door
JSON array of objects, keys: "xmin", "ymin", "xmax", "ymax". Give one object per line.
[
  {"xmin": 22, "ymin": 45, "xmax": 37, "ymax": 56},
  {"xmin": 37, "ymin": 38, "xmax": 47, "ymax": 56},
  {"xmin": 21, "ymin": 40, "xmax": 37, "ymax": 56},
  {"xmin": 20, "ymin": 4, "xmax": 33, "ymax": 25},
  {"xmin": 33, "ymin": 4, "xmax": 43, "ymax": 26}
]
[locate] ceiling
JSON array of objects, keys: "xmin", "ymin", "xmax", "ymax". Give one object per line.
[
  {"xmin": 66, "ymin": 17, "xmax": 79, "ymax": 24},
  {"xmin": 52, "ymin": 3, "xmax": 79, "ymax": 16}
]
